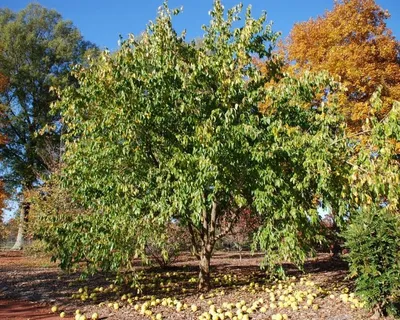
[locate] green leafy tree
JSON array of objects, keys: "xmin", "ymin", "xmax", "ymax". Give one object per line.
[
  {"xmin": 343, "ymin": 96, "xmax": 400, "ymax": 316},
  {"xmin": 54, "ymin": 1, "xmax": 349, "ymax": 291},
  {"xmin": 0, "ymin": 4, "xmax": 97, "ymax": 249}
]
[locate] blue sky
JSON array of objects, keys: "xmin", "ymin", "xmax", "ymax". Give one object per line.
[{"xmin": 2, "ymin": 0, "xmax": 399, "ymax": 51}]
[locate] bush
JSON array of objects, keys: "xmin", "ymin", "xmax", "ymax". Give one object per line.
[{"xmin": 343, "ymin": 208, "xmax": 400, "ymax": 317}]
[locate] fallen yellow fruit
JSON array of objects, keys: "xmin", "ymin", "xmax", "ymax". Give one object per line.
[{"xmin": 271, "ymin": 314, "xmax": 283, "ymax": 320}]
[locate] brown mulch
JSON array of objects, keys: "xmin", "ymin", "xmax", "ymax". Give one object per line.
[
  {"xmin": 0, "ymin": 299, "xmax": 73, "ymax": 320},
  {"xmin": 0, "ymin": 250, "xmax": 392, "ymax": 320}
]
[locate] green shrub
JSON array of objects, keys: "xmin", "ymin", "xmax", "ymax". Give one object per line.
[{"xmin": 344, "ymin": 208, "xmax": 400, "ymax": 317}]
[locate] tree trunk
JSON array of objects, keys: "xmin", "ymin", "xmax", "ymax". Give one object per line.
[
  {"xmin": 11, "ymin": 201, "xmax": 29, "ymax": 250},
  {"xmin": 11, "ymin": 207, "xmax": 25, "ymax": 250},
  {"xmin": 198, "ymin": 246, "xmax": 212, "ymax": 291},
  {"xmin": 188, "ymin": 199, "xmax": 233, "ymax": 292}
]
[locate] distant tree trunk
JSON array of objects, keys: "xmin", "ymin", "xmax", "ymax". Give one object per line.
[
  {"xmin": 11, "ymin": 200, "xmax": 30, "ymax": 250},
  {"xmin": 12, "ymin": 138, "xmax": 35, "ymax": 251},
  {"xmin": 329, "ymin": 212, "xmax": 342, "ymax": 259}
]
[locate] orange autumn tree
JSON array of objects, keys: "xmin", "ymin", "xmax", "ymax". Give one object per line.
[{"xmin": 285, "ymin": 0, "xmax": 400, "ymax": 132}]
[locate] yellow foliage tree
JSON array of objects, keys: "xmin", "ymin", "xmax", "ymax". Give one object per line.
[{"xmin": 285, "ymin": 0, "xmax": 400, "ymax": 132}]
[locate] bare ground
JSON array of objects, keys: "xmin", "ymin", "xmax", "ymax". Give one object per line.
[{"xmin": 0, "ymin": 250, "xmax": 392, "ymax": 320}]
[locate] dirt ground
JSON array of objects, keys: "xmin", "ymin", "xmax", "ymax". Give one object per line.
[{"xmin": 0, "ymin": 250, "xmax": 392, "ymax": 320}]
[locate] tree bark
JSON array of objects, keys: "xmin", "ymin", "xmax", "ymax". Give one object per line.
[
  {"xmin": 198, "ymin": 245, "xmax": 212, "ymax": 292},
  {"xmin": 11, "ymin": 207, "xmax": 25, "ymax": 250},
  {"xmin": 11, "ymin": 201, "xmax": 29, "ymax": 250}
]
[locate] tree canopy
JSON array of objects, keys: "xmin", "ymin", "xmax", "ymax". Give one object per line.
[
  {"xmin": 0, "ymin": 3, "xmax": 96, "ymax": 189},
  {"xmin": 284, "ymin": 0, "xmax": 400, "ymax": 132},
  {"xmin": 47, "ymin": 1, "xmax": 351, "ymax": 290},
  {"xmin": 0, "ymin": 3, "xmax": 97, "ymax": 248}
]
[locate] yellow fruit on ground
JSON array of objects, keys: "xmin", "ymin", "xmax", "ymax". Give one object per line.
[
  {"xmin": 60, "ymin": 312, "xmax": 66, "ymax": 318},
  {"xmin": 156, "ymin": 314, "xmax": 162, "ymax": 320},
  {"xmin": 51, "ymin": 306, "xmax": 58, "ymax": 313},
  {"xmin": 91, "ymin": 313, "xmax": 99, "ymax": 320},
  {"xmin": 113, "ymin": 303, "xmax": 119, "ymax": 310},
  {"xmin": 271, "ymin": 314, "xmax": 283, "ymax": 320},
  {"xmin": 191, "ymin": 304, "xmax": 198, "ymax": 312}
]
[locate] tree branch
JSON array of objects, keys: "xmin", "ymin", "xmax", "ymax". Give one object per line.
[
  {"xmin": 209, "ymin": 200, "xmax": 218, "ymax": 243},
  {"xmin": 215, "ymin": 208, "xmax": 241, "ymax": 242},
  {"xmin": 188, "ymin": 222, "xmax": 200, "ymax": 259},
  {"xmin": 346, "ymin": 161, "xmax": 370, "ymax": 174},
  {"xmin": 331, "ymin": 128, "xmax": 372, "ymax": 146}
]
